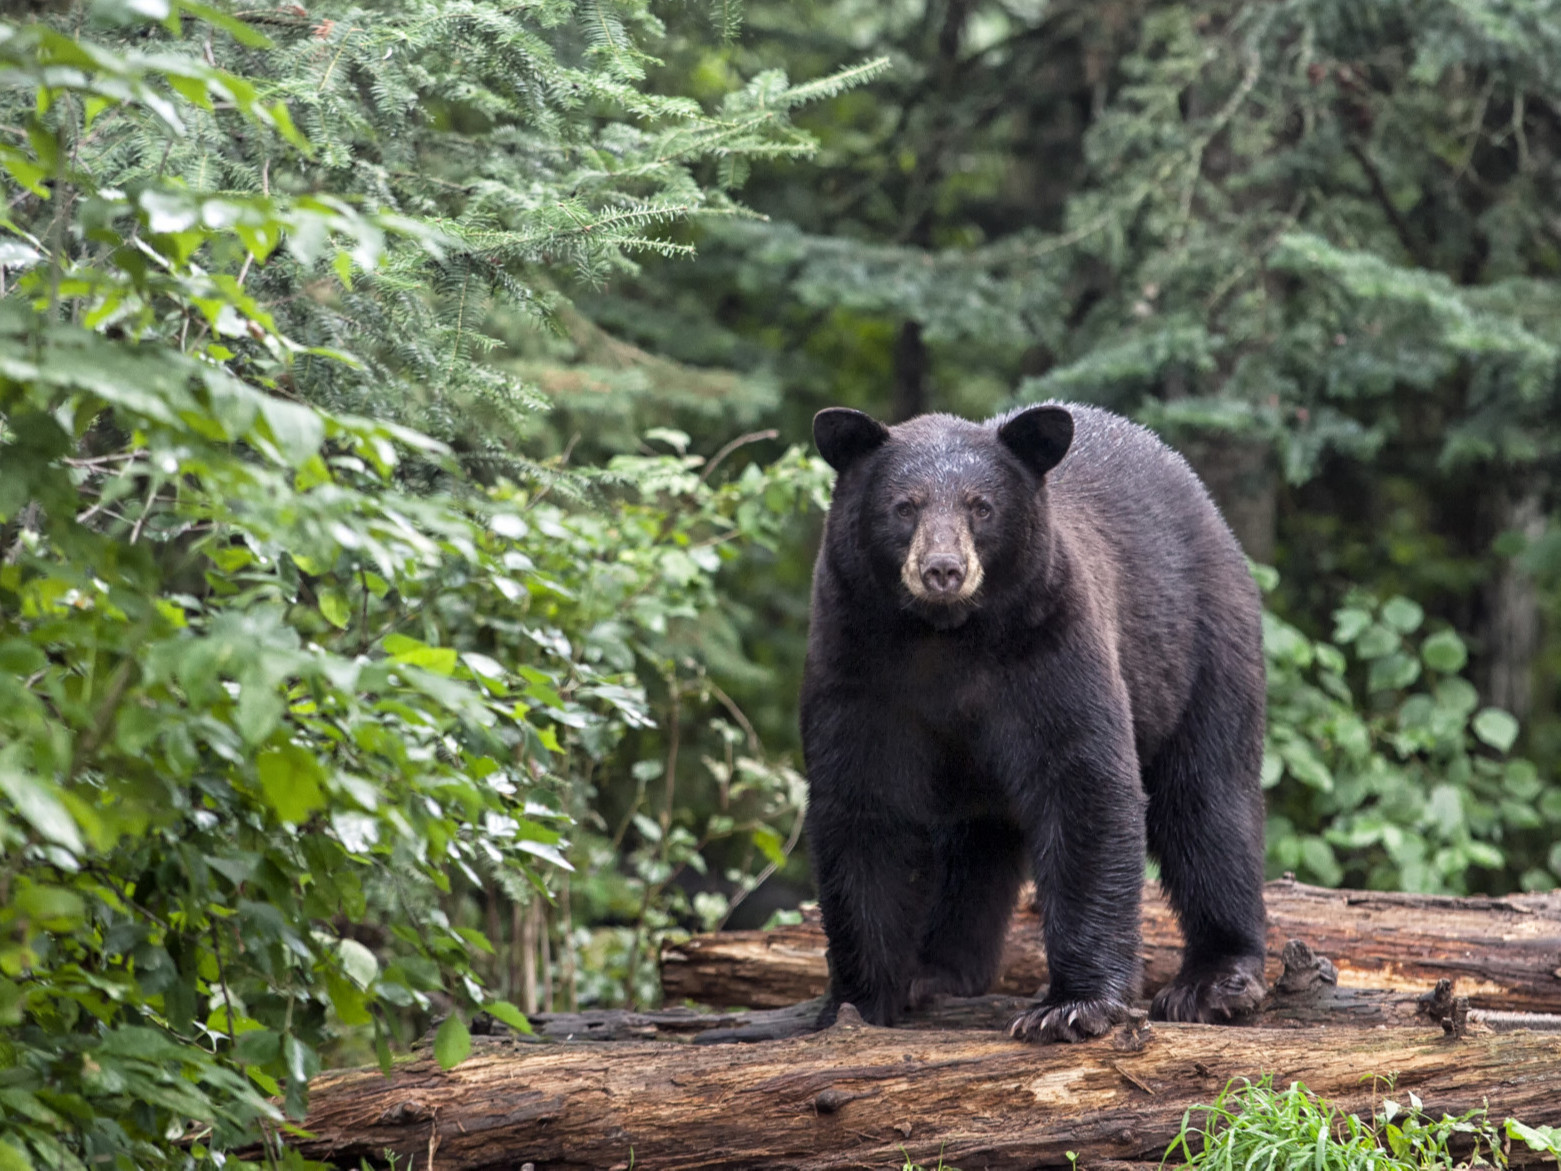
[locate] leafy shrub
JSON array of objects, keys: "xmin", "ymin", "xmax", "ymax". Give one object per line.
[
  {"xmin": 1261, "ymin": 568, "xmax": 1558, "ymax": 893},
  {"xmin": 0, "ymin": 3, "xmax": 861, "ymax": 1167}
]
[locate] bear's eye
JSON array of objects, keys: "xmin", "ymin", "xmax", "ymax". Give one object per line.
[
  {"xmin": 971, "ymin": 500, "xmax": 993, "ymax": 520},
  {"xmin": 894, "ymin": 501, "xmax": 917, "ymax": 520}
]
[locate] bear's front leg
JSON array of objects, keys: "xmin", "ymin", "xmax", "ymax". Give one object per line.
[
  {"xmin": 1004, "ymin": 730, "xmax": 1146, "ymax": 1044},
  {"xmin": 806, "ymin": 796, "xmax": 931, "ymax": 1028}
]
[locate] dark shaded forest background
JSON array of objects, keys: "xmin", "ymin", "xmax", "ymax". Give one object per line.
[{"xmin": 2, "ymin": 0, "xmax": 1560, "ymax": 1164}]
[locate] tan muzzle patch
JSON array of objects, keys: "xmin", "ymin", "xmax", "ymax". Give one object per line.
[{"xmin": 900, "ymin": 519, "xmax": 984, "ymax": 601}]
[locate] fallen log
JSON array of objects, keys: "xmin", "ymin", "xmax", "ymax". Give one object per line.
[
  {"xmin": 660, "ymin": 876, "xmax": 1561, "ymax": 1012},
  {"xmin": 296, "ymin": 1013, "xmax": 1561, "ymax": 1171},
  {"xmin": 514, "ymin": 942, "xmax": 1559, "ymax": 1044}
]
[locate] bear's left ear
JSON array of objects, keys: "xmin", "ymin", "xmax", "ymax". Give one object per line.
[
  {"xmin": 998, "ymin": 405, "xmax": 1074, "ymax": 478},
  {"xmin": 814, "ymin": 408, "xmax": 891, "ymax": 472}
]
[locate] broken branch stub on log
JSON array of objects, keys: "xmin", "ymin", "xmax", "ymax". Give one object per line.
[
  {"xmin": 660, "ymin": 876, "xmax": 1561, "ymax": 1012},
  {"xmin": 295, "ymin": 1016, "xmax": 1561, "ymax": 1171}
]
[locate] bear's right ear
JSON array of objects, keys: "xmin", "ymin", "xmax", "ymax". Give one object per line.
[
  {"xmin": 998, "ymin": 405, "xmax": 1073, "ymax": 478},
  {"xmin": 814, "ymin": 408, "xmax": 890, "ymax": 472}
]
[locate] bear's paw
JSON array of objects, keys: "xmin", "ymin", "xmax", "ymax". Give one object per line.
[
  {"xmin": 1008, "ymin": 996, "xmax": 1128, "ymax": 1044},
  {"xmin": 1149, "ymin": 955, "xmax": 1266, "ymax": 1024}
]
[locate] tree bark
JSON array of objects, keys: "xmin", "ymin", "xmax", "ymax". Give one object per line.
[
  {"xmin": 1178, "ymin": 433, "xmax": 1277, "ymax": 564},
  {"xmin": 510, "ymin": 960, "xmax": 1554, "ymax": 1046},
  {"xmin": 891, "ymin": 320, "xmax": 931, "ymax": 421},
  {"xmin": 660, "ymin": 877, "xmax": 1561, "ymax": 1012},
  {"xmin": 293, "ymin": 1014, "xmax": 1561, "ymax": 1171},
  {"xmin": 1482, "ymin": 485, "xmax": 1546, "ymax": 721}
]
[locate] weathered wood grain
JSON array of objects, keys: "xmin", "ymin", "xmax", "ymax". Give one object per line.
[
  {"xmin": 295, "ymin": 1013, "xmax": 1561, "ymax": 1171},
  {"xmin": 659, "ymin": 877, "xmax": 1561, "ymax": 1012}
]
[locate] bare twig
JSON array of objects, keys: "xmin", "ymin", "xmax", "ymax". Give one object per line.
[{"xmin": 699, "ymin": 429, "xmax": 778, "ymax": 484}]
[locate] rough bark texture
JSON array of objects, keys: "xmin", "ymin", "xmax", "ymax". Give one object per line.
[
  {"xmin": 295, "ymin": 1015, "xmax": 1561, "ymax": 1171},
  {"xmin": 514, "ymin": 941, "xmax": 1558, "ymax": 1044},
  {"xmin": 660, "ymin": 877, "xmax": 1561, "ymax": 1011},
  {"xmin": 1482, "ymin": 485, "xmax": 1546, "ymax": 720}
]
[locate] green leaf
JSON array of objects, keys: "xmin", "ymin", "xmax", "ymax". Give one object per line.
[
  {"xmin": 0, "ymin": 759, "xmax": 83, "ymax": 855},
  {"xmin": 1506, "ymin": 1119, "xmax": 1561, "ymax": 1158},
  {"xmin": 178, "ymin": 0, "xmax": 275, "ymax": 47},
  {"xmin": 1332, "ymin": 607, "xmax": 1372, "ymax": 644},
  {"xmin": 374, "ymin": 1016, "xmax": 393, "ymax": 1076},
  {"xmin": 1472, "ymin": 708, "xmax": 1520, "ymax": 754},
  {"xmin": 1355, "ymin": 624, "xmax": 1400, "ymax": 660},
  {"xmin": 1368, "ymin": 652, "xmax": 1420, "ymax": 693},
  {"xmin": 258, "ymin": 396, "xmax": 327, "ymax": 467},
  {"xmin": 13, "ymin": 885, "xmax": 86, "ymax": 930},
  {"xmin": 256, "ymin": 744, "xmax": 326, "ymax": 824},
  {"xmin": 0, "ymin": 1140, "xmax": 33, "ymax": 1171},
  {"xmin": 1380, "ymin": 596, "xmax": 1424, "ymax": 634},
  {"xmin": 338, "ymin": 938, "xmax": 378, "ymax": 990},
  {"xmin": 1279, "ymin": 740, "xmax": 1333, "ymax": 792},
  {"xmin": 1299, "ymin": 837, "xmax": 1341, "ymax": 886},
  {"xmin": 434, "ymin": 1013, "xmax": 471, "ymax": 1070},
  {"xmin": 382, "ymin": 633, "xmax": 458, "ymax": 675},
  {"xmin": 1419, "ymin": 629, "xmax": 1467, "ymax": 673},
  {"xmin": 318, "ymin": 586, "xmax": 351, "ymax": 630},
  {"xmin": 483, "ymin": 1000, "xmax": 533, "ymax": 1035},
  {"xmin": 752, "ymin": 827, "xmax": 786, "ymax": 867}
]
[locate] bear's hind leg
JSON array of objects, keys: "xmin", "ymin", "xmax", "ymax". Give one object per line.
[
  {"xmin": 910, "ymin": 818, "xmax": 1025, "ymax": 1005},
  {"xmin": 1145, "ymin": 673, "xmax": 1268, "ymax": 1024}
]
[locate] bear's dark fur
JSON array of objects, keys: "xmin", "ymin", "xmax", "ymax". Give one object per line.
[{"xmin": 801, "ymin": 402, "xmax": 1268, "ymax": 1043}]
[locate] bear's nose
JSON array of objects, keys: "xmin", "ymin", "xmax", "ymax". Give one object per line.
[{"xmin": 921, "ymin": 555, "xmax": 965, "ymax": 596}]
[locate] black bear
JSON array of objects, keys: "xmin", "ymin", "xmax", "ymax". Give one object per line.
[{"xmin": 801, "ymin": 402, "xmax": 1268, "ymax": 1043}]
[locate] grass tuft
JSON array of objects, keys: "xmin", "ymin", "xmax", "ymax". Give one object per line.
[{"xmin": 1164, "ymin": 1075, "xmax": 1561, "ymax": 1170}]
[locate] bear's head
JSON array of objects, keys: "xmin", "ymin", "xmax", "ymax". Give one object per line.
[{"xmin": 813, "ymin": 404, "xmax": 1074, "ymax": 629}]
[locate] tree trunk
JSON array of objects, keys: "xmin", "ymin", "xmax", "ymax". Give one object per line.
[
  {"xmin": 1179, "ymin": 433, "xmax": 1277, "ymax": 564},
  {"xmin": 292, "ymin": 1015, "xmax": 1561, "ymax": 1171},
  {"xmin": 1482, "ymin": 485, "xmax": 1546, "ymax": 721},
  {"xmin": 891, "ymin": 320, "xmax": 931, "ymax": 421},
  {"xmin": 660, "ymin": 877, "xmax": 1561, "ymax": 1012}
]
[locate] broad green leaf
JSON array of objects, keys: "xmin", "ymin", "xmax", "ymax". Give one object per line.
[
  {"xmin": 1506, "ymin": 1120, "xmax": 1561, "ymax": 1158},
  {"xmin": 0, "ymin": 759, "xmax": 83, "ymax": 854},
  {"xmin": 483, "ymin": 1000, "xmax": 533, "ymax": 1035},
  {"xmin": 1419, "ymin": 629, "xmax": 1466, "ymax": 673},
  {"xmin": 434, "ymin": 1013, "xmax": 471, "ymax": 1070},
  {"xmin": 13, "ymin": 885, "xmax": 86, "ymax": 930},
  {"xmin": 1331, "ymin": 607, "xmax": 1371, "ymax": 644},
  {"xmin": 1472, "ymin": 708, "xmax": 1520, "ymax": 754},
  {"xmin": 258, "ymin": 397, "xmax": 327, "ymax": 467},
  {"xmin": 1367, "ymin": 652, "xmax": 1420, "ymax": 693},
  {"xmin": 1298, "ymin": 837, "xmax": 1341, "ymax": 886},
  {"xmin": 1380, "ymin": 596, "xmax": 1424, "ymax": 634},
  {"xmin": 1355, "ymin": 624, "xmax": 1400, "ymax": 660},
  {"xmin": 752, "ymin": 827, "xmax": 786, "ymax": 867},
  {"xmin": 382, "ymin": 632, "xmax": 458, "ymax": 675},
  {"xmin": 338, "ymin": 938, "xmax": 378, "ymax": 990},
  {"xmin": 256, "ymin": 744, "xmax": 325, "ymax": 824},
  {"xmin": 179, "ymin": 0, "xmax": 275, "ymax": 47},
  {"xmin": 317, "ymin": 586, "xmax": 351, "ymax": 630}
]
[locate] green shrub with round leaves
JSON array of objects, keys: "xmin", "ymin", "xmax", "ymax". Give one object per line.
[{"xmin": 1260, "ymin": 567, "xmax": 1558, "ymax": 893}]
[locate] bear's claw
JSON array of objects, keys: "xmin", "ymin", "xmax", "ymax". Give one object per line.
[
  {"xmin": 1149, "ymin": 955, "xmax": 1266, "ymax": 1024},
  {"xmin": 1008, "ymin": 996, "xmax": 1129, "ymax": 1044}
]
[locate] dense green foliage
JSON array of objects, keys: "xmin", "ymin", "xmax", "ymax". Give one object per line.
[
  {"xmin": 3, "ymin": 0, "xmax": 1560, "ymax": 1167},
  {"xmin": 0, "ymin": 2, "xmax": 860, "ymax": 1165}
]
